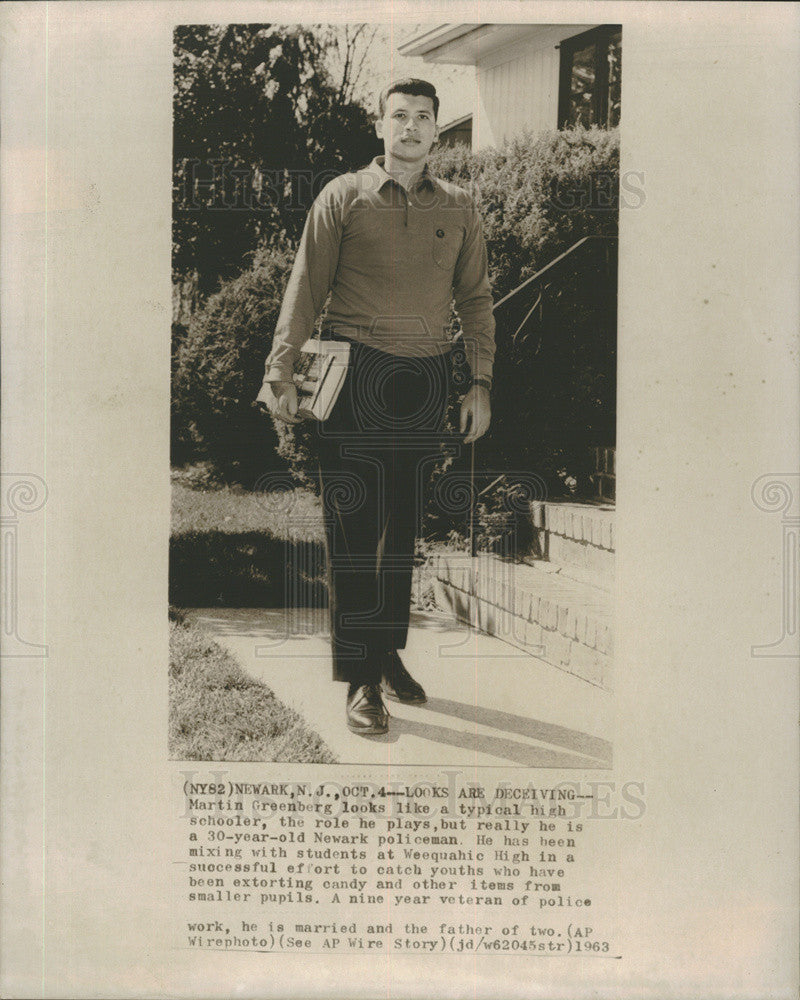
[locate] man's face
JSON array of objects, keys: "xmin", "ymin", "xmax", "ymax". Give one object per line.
[{"xmin": 375, "ymin": 91, "xmax": 439, "ymax": 165}]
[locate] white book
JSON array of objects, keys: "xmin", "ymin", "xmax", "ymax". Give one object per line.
[
  {"xmin": 256, "ymin": 338, "xmax": 350, "ymax": 421},
  {"xmin": 292, "ymin": 337, "xmax": 350, "ymax": 421}
]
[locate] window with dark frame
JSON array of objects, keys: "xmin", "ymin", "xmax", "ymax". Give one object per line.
[{"xmin": 558, "ymin": 25, "xmax": 622, "ymax": 129}]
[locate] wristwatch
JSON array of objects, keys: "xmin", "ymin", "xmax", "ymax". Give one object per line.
[{"xmin": 470, "ymin": 377, "xmax": 492, "ymax": 392}]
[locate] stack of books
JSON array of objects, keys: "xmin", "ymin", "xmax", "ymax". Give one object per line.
[
  {"xmin": 256, "ymin": 338, "xmax": 350, "ymax": 421},
  {"xmin": 292, "ymin": 338, "xmax": 350, "ymax": 421}
]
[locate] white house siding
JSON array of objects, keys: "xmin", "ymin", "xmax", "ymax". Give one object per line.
[{"xmin": 475, "ymin": 24, "xmax": 594, "ymax": 151}]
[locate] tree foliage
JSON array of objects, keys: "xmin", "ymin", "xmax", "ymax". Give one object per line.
[{"xmin": 173, "ymin": 23, "xmax": 379, "ymax": 302}]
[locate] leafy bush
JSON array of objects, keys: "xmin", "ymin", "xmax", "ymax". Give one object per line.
[
  {"xmin": 427, "ymin": 126, "xmax": 618, "ymax": 514},
  {"xmin": 171, "ymin": 242, "xmax": 294, "ymax": 484},
  {"xmin": 428, "ymin": 125, "xmax": 619, "ymax": 300}
]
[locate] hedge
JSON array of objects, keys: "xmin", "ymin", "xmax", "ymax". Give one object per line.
[{"xmin": 171, "ymin": 240, "xmax": 294, "ymax": 484}]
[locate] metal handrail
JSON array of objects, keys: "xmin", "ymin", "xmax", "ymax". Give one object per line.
[{"xmin": 492, "ymin": 234, "xmax": 617, "ymax": 343}]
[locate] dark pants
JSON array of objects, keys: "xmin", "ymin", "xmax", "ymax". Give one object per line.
[{"xmin": 314, "ymin": 338, "xmax": 450, "ymax": 685}]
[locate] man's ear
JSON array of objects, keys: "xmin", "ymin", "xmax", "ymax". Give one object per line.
[{"xmin": 375, "ymin": 118, "xmax": 383, "ymax": 139}]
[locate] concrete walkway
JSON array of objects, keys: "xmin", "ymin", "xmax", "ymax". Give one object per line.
[{"xmin": 183, "ymin": 607, "xmax": 613, "ymax": 769}]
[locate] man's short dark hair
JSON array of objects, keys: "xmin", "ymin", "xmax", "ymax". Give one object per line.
[{"xmin": 378, "ymin": 78, "xmax": 439, "ymax": 121}]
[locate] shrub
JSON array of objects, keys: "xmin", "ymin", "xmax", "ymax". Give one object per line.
[
  {"xmin": 427, "ymin": 126, "xmax": 619, "ymax": 517},
  {"xmin": 171, "ymin": 242, "xmax": 294, "ymax": 485},
  {"xmin": 428, "ymin": 125, "xmax": 619, "ymax": 300}
]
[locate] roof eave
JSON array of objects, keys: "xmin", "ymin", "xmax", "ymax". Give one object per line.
[{"xmin": 397, "ymin": 24, "xmax": 479, "ymax": 59}]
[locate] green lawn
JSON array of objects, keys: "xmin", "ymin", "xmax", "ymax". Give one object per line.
[
  {"xmin": 170, "ymin": 467, "xmax": 326, "ymax": 608},
  {"xmin": 170, "ymin": 465, "xmax": 334, "ymax": 762},
  {"xmin": 170, "ymin": 466, "xmax": 445, "ymax": 609},
  {"xmin": 171, "ymin": 464, "xmax": 323, "ymax": 538},
  {"xmin": 169, "ymin": 609, "xmax": 337, "ymax": 762}
]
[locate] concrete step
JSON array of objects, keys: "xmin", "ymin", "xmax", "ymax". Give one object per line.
[
  {"xmin": 432, "ymin": 551, "xmax": 613, "ymax": 690},
  {"xmin": 529, "ymin": 500, "xmax": 615, "ymax": 591}
]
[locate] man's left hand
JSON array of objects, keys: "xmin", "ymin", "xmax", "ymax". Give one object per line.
[{"xmin": 459, "ymin": 384, "xmax": 491, "ymax": 444}]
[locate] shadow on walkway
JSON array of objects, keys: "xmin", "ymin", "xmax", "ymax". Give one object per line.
[{"xmin": 350, "ymin": 700, "xmax": 610, "ymax": 768}]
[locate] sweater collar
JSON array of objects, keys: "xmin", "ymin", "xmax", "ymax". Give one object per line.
[{"xmin": 364, "ymin": 154, "xmax": 436, "ymax": 193}]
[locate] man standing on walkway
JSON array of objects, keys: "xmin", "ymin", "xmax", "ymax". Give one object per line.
[{"xmin": 258, "ymin": 78, "xmax": 496, "ymax": 735}]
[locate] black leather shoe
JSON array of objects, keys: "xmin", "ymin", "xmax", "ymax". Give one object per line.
[
  {"xmin": 346, "ymin": 684, "xmax": 389, "ymax": 734},
  {"xmin": 380, "ymin": 651, "xmax": 427, "ymax": 704}
]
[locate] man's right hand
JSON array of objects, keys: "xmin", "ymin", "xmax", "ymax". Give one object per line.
[{"xmin": 259, "ymin": 381, "xmax": 301, "ymax": 424}]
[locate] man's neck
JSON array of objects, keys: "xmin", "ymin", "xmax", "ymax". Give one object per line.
[{"xmin": 381, "ymin": 153, "xmax": 428, "ymax": 192}]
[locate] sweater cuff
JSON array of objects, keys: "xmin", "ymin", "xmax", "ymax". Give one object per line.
[
  {"xmin": 263, "ymin": 365, "xmax": 295, "ymax": 384},
  {"xmin": 471, "ymin": 355, "xmax": 494, "ymax": 385}
]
